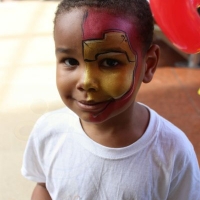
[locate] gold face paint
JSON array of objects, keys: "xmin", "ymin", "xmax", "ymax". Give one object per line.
[{"xmin": 82, "ymin": 32, "xmax": 136, "ymax": 102}]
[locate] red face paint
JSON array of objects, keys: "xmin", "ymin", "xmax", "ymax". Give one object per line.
[{"xmin": 82, "ymin": 9, "xmax": 138, "ymax": 45}]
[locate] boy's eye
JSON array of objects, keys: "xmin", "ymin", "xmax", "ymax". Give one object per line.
[
  {"xmin": 101, "ymin": 59, "xmax": 119, "ymax": 67},
  {"xmin": 64, "ymin": 58, "xmax": 79, "ymax": 67}
]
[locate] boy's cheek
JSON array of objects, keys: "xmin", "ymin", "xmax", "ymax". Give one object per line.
[
  {"xmin": 83, "ymin": 66, "xmax": 134, "ymax": 101},
  {"xmin": 100, "ymin": 74, "xmax": 133, "ymax": 99}
]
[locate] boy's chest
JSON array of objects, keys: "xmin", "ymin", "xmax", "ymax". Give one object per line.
[{"xmin": 43, "ymin": 146, "xmax": 171, "ymax": 200}]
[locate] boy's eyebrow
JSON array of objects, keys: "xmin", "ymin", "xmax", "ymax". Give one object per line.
[{"xmin": 55, "ymin": 48, "xmax": 74, "ymax": 54}]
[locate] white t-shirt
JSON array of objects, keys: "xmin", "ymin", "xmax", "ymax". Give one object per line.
[{"xmin": 21, "ymin": 105, "xmax": 200, "ymax": 200}]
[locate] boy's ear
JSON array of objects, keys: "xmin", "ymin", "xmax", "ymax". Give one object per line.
[{"xmin": 143, "ymin": 44, "xmax": 160, "ymax": 83}]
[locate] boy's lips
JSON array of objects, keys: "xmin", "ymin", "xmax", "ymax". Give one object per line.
[{"xmin": 76, "ymin": 100, "xmax": 111, "ymax": 113}]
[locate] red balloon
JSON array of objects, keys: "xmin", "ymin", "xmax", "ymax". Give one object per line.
[{"xmin": 149, "ymin": 0, "xmax": 200, "ymax": 54}]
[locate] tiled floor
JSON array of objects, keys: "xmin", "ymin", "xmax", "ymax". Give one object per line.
[{"xmin": 0, "ymin": 1, "xmax": 200, "ymax": 200}]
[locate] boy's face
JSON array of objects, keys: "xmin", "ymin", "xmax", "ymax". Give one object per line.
[{"xmin": 54, "ymin": 8, "xmax": 145, "ymax": 123}]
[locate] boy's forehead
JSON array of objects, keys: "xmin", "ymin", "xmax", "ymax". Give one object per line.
[
  {"xmin": 54, "ymin": 8, "xmax": 141, "ymax": 55},
  {"xmin": 82, "ymin": 8, "xmax": 138, "ymax": 41}
]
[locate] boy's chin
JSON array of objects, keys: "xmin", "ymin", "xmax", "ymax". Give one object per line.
[{"xmin": 77, "ymin": 103, "xmax": 129, "ymax": 124}]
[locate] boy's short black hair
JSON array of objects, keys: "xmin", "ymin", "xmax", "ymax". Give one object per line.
[{"xmin": 54, "ymin": 0, "xmax": 154, "ymax": 52}]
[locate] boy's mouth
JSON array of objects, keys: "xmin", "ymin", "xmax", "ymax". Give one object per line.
[{"xmin": 76, "ymin": 99, "xmax": 111, "ymax": 113}]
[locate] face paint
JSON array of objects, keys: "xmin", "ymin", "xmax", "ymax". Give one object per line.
[
  {"xmin": 83, "ymin": 31, "xmax": 136, "ymax": 100},
  {"xmin": 83, "ymin": 32, "xmax": 135, "ymax": 62},
  {"xmin": 81, "ymin": 9, "xmax": 138, "ymax": 122}
]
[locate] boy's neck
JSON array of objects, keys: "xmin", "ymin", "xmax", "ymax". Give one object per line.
[{"xmin": 80, "ymin": 102, "xmax": 150, "ymax": 148}]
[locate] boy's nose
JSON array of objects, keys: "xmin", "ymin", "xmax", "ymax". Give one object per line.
[{"xmin": 76, "ymin": 64, "xmax": 99, "ymax": 92}]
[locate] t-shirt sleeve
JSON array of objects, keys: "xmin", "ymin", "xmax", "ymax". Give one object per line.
[
  {"xmin": 158, "ymin": 116, "xmax": 200, "ymax": 199},
  {"xmin": 168, "ymin": 145, "xmax": 200, "ymax": 200},
  {"xmin": 21, "ymin": 117, "xmax": 46, "ymax": 183}
]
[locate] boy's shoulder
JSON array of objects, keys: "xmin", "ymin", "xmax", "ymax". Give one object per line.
[
  {"xmin": 30, "ymin": 107, "xmax": 80, "ymax": 139},
  {"xmin": 146, "ymin": 104, "xmax": 188, "ymax": 140},
  {"xmin": 146, "ymin": 104, "xmax": 194, "ymax": 161},
  {"xmin": 36, "ymin": 107, "xmax": 77, "ymax": 125}
]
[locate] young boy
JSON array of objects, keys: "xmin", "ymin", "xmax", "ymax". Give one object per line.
[{"xmin": 21, "ymin": 0, "xmax": 200, "ymax": 199}]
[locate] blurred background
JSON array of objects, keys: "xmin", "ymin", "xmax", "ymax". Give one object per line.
[{"xmin": 0, "ymin": 1, "xmax": 200, "ymax": 199}]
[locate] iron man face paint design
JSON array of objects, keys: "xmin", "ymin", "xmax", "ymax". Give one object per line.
[
  {"xmin": 80, "ymin": 10, "xmax": 138, "ymax": 122},
  {"xmin": 83, "ymin": 31, "xmax": 136, "ymax": 101}
]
